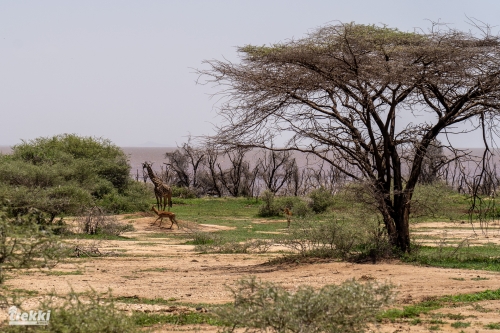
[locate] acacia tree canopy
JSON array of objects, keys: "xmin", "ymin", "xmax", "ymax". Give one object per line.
[{"xmin": 200, "ymin": 22, "xmax": 500, "ymax": 252}]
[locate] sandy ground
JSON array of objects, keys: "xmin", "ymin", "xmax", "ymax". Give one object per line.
[{"xmin": 3, "ymin": 216, "xmax": 500, "ymax": 332}]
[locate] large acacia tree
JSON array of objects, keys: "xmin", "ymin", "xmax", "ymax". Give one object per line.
[{"xmin": 200, "ymin": 22, "xmax": 500, "ymax": 252}]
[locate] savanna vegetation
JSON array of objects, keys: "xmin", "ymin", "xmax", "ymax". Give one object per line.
[
  {"xmin": 0, "ymin": 135, "xmax": 154, "ymax": 310},
  {"xmin": 2, "ymin": 20, "xmax": 500, "ymax": 333},
  {"xmin": 0, "ymin": 132, "xmax": 499, "ymax": 332}
]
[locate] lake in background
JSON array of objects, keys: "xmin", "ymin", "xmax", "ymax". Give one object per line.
[
  {"xmin": 1, "ymin": 146, "xmax": 498, "ymax": 180},
  {"xmin": 0, "ymin": 146, "xmax": 326, "ymax": 176},
  {"xmin": 0, "ymin": 146, "xmax": 177, "ymax": 178}
]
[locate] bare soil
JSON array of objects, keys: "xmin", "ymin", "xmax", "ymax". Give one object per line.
[{"xmin": 4, "ymin": 216, "xmax": 500, "ymax": 333}]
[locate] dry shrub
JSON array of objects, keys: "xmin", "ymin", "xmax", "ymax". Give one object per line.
[
  {"xmin": 171, "ymin": 185, "xmax": 198, "ymax": 199},
  {"xmin": 0, "ymin": 210, "xmax": 72, "ymax": 284},
  {"xmin": 76, "ymin": 206, "xmax": 134, "ymax": 236},
  {"xmin": 278, "ymin": 215, "xmax": 392, "ymax": 262},
  {"xmin": 215, "ymin": 276, "xmax": 394, "ymax": 333},
  {"xmin": 3, "ymin": 289, "xmax": 137, "ymax": 333},
  {"xmin": 71, "ymin": 239, "xmax": 105, "ymax": 257}
]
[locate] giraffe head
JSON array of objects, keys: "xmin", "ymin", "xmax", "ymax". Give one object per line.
[{"xmin": 142, "ymin": 161, "xmax": 155, "ymax": 171}]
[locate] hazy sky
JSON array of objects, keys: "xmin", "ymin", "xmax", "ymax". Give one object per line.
[{"xmin": 1, "ymin": 1, "xmax": 499, "ymax": 147}]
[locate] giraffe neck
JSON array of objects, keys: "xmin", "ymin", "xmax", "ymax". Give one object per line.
[{"xmin": 145, "ymin": 165, "xmax": 162, "ymax": 187}]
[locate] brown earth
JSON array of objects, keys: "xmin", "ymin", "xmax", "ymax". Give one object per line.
[{"xmin": 4, "ymin": 216, "xmax": 500, "ymax": 333}]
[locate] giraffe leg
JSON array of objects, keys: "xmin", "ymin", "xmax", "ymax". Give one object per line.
[
  {"xmin": 167, "ymin": 193, "xmax": 172, "ymax": 211},
  {"xmin": 155, "ymin": 195, "xmax": 161, "ymax": 211},
  {"xmin": 161, "ymin": 195, "xmax": 167, "ymax": 211}
]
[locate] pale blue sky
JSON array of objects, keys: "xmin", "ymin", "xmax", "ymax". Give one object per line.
[{"xmin": 1, "ymin": 1, "xmax": 499, "ymax": 147}]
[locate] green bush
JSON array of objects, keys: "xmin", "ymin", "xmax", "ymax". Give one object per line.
[
  {"xmin": 193, "ymin": 232, "xmax": 272, "ymax": 254},
  {"xmin": 411, "ymin": 182, "xmax": 462, "ymax": 220},
  {"xmin": 275, "ymin": 196, "xmax": 312, "ymax": 217},
  {"xmin": 97, "ymin": 187, "xmax": 150, "ymax": 213},
  {"xmin": 12, "ymin": 134, "xmax": 130, "ymax": 190},
  {"xmin": 171, "ymin": 185, "xmax": 198, "ymax": 199},
  {"xmin": 191, "ymin": 231, "xmax": 220, "ymax": 245},
  {"xmin": 215, "ymin": 277, "xmax": 394, "ymax": 333},
  {"xmin": 280, "ymin": 217, "xmax": 359, "ymax": 259},
  {"xmin": 259, "ymin": 193, "xmax": 312, "ymax": 218},
  {"xmin": 309, "ymin": 187, "xmax": 334, "ymax": 213},
  {"xmin": 258, "ymin": 190, "xmax": 281, "ymax": 217},
  {"xmin": 0, "ymin": 134, "xmax": 151, "ymax": 216}
]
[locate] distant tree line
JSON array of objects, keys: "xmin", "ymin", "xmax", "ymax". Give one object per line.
[
  {"xmin": 137, "ymin": 141, "xmax": 350, "ymax": 198},
  {"xmin": 140, "ymin": 138, "xmax": 500, "ymax": 198}
]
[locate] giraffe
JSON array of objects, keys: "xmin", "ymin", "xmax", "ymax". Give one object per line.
[{"xmin": 142, "ymin": 162, "xmax": 173, "ymax": 211}]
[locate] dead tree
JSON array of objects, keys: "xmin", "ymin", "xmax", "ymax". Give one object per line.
[
  {"xmin": 417, "ymin": 140, "xmax": 447, "ymax": 184},
  {"xmin": 461, "ymin": 146, "xmax": 500, "ymax": 236},
  {"xmin": 164, "ymin": 149, "xmax": 190, "ymax": 187},
  {"xmin": 165, "ymin": 140, "xmax": 205, "ymax": 189},
  {"xmin": 199, "ymin": 144, "xmax": 223, "ymax": 197},
  {"xmin": 217, "ymin": 147, "xmax": 251, "ymax": 197},
  {"xmin": 181, "ymin": 141, "xmax": 205, "ymax": 189},
  {"xmin": 243, "ymin": 160, "xmax": 260, "ymax": 198},
  {"xmin": 257, "ymin": 149, "xmax": 296, "ymax": 194},
  {"xmin": 287, "ymin": 159, "xmax": 305, "ymax": 196}
]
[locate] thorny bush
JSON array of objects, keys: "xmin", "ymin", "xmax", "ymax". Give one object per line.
[{"xmin": 215, "ymin": 276, "xmax": 394, "ymax": 333}]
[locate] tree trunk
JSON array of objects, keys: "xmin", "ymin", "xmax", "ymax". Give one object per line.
[
  {"xmin": 393, "ymin": 205, "xmax": 411, "ymax": 253},
  {"xmin": 379, "ymin": 191, "xmax": 412, "ymax": 253}
]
